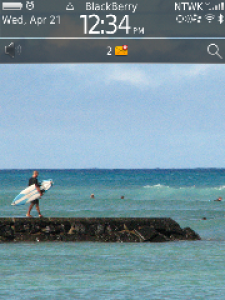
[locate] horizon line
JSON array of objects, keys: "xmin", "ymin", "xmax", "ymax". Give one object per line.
[{"xmin": 0, "ymin": 168, "xmax": 225, "ymax": 170}]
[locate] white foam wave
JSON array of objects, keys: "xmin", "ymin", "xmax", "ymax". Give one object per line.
[
  {"xmin": 143, "ymin": 185, "xmax": 225, "ymax": 191},
  {"xmin": 143, "ymin": 184, "xmax": 196, "ymax": 190},
  {"xmin": 144, "ymin": 184, "xmax": 169, "ymax": 189},
  {"xmin": 215, "ymin": 185, "xmax": 225, "ymax": 190}
]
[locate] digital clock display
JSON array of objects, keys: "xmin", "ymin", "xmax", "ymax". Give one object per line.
[{"xmin": 80, "ymin": 14, "xmax": 144, "ymax": 35}]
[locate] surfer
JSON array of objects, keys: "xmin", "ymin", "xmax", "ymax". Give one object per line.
[{"xmin": 26, "ymin": 171, "xmax": 43, "ymax": 218}]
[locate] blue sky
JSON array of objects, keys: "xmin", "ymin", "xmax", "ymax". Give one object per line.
[{"xmin": 0, "ymin": 64, "xmax": 224, "ymax": 169}]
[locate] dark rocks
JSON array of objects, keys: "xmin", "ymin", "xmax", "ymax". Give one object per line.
[
  {"xmin": 0, "ymin": 218, "xmax": 201, "ymax": 243},
  {"xmin": 182, "ymin": 227, "xmax": 200, "ymax": 240}
]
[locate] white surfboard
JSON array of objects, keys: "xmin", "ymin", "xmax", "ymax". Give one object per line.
[{"xmin": 11, "ymin": 179, "xmax": 53, "ymax": 206}]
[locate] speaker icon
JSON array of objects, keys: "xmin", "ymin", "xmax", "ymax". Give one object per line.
[
  {"xmin": 5, "ymin": 42, "xmax": 22, "ymax": 58},
  {"xmin": 5, "ymin": 42, "xmax": 15, "ymax": 58}
]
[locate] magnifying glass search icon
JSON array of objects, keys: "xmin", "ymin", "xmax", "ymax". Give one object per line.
[{"xmin": 207, "ymin": 44, "xmax": 223, "ymax": 59}]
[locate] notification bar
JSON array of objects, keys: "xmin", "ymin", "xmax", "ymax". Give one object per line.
[{"xmin": 1, "ymin": 0, "xmax": 225, "ymax": 63}]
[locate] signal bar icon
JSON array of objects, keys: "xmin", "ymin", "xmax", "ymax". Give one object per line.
[{"xmin": 208, "ymin": 2, "xmax": 224, "ymax": 10}]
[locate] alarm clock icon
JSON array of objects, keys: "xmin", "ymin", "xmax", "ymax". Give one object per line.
[{"xmin": 26, "ymin": 1, "xmax": 34, "ymax": 10}]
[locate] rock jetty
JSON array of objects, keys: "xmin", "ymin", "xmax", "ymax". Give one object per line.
[{"xmin": 0, "ymin": 217, "xmax": 200, "ymax": 242}]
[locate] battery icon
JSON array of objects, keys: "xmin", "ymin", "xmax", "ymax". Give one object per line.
[{"xmin": 2, "ymin": 2, "xmax": 23, "ymax": 10}]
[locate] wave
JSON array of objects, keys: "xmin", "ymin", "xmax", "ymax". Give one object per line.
[
  {"xmin": 141, "ymin": 184, "xmax": 225, "ymax": 201},
  {"xmin": 143, "ymin": 184, "xmax": 225, "ymax": 190},
  {"xmin": 215, "ymin": 185, "xmax": 225, "ymax": 190},
  {"xmin": 144, "ymin": 184, "xmax": 170, "ymax": 189}
]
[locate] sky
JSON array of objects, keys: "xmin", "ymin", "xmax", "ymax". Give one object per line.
[{"xmin": 0, "ymin": 64, "xmax": 225, "ymax": 169}]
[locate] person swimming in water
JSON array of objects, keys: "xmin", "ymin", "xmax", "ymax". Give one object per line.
[{"xmin": 214, "ymin": 197, "xmax": 222, "ymax": 202}]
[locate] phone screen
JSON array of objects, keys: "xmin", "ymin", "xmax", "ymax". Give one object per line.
[
  {"xmin": 1, "ymin": 0, "xmax": 224, "ymax": 167},
  {"xmin": 1, "ymin": 1, "xmax": 225, "ymax": 299}
]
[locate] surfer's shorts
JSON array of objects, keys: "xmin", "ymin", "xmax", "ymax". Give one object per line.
[{"xmin": 32, "ymin": 199, "xmax": 39, "ymax": 205}]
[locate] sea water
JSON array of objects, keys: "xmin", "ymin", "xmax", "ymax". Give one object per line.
[{"xmin": 0, "ymin": 169, "xmax": 225, "ymax": 299}]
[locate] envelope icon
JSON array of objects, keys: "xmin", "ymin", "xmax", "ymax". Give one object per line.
[{"xmin": 115, "ymin": 45, "xmax": 128, "ymax": 56}]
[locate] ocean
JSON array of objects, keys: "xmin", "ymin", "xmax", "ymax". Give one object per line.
[{"xmin": 0, "ymin": 169, "xmax": 225, "ymax": 299}]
